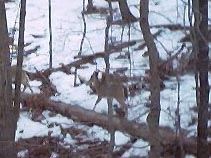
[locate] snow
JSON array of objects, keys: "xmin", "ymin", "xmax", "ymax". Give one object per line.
[
  {"xmin": 42, "ymin": 111, "xmax": 74, "ymax": 128},
  {"xmin": 63, "ymin": 133, "xmax": 75, "ymax": 145},
  {"xmin": 17, "ymin": 149, "xmax": 28, "ymax": 158},
  {"xmin": 88, "ymin": 125, "xmax": 110, "ymax": 141},
  {"xmin": 115, "ymin": 131, "xmax": 130, "ymax": 146},
  {"xmin": 16, "ymin": 112, "xmax": 57, "ymax": 140},
  {"xmin": 122, "ymin": 139, "xmax": 149, "ymax": 157},
  {"xmin": 5, "ymin": 0, "xmax": 211, "ymax": 157}
]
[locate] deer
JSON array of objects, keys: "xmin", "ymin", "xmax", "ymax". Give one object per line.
[
  {"xmin": 11, "ymin": 65, "xmax": 33, "ymax": 93},
  {"xmin": 87, "ymin": 70, "xmax": 128, "ymax": 116}
]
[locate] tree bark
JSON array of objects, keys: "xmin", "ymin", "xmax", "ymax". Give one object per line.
[
  {"xmin": 118, "ymin": 0, "xmax": 136, "ymax": 22},
  {"xmin": 193, "ymin": 0, "xmax": 209, "ymax": 158},
  {"xmin": 88, "ymin": 0, "xmax": 93, "ymax": 8},
  {"xmin": 0, "ymin": 1, "xmax": 16, "ymax": 157},
  {"xmin": 104, "ymin": 1, "xmax": 115, "ymax": 156},
  {"xmin": 14, "ymin": 0, "xmax": 26, "ymax": 128},
  {"xmin": 104, "ymin": 0, "xmax": 136, "ymax": 22},
  {"xmin": 139, "ymin": 0, "xmax": 161, "ymax": 157}
]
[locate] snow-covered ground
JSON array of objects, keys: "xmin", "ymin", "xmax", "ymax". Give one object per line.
[{"xmin": 5, "ymin": 0, "xmax": 211, "ymax": 157}]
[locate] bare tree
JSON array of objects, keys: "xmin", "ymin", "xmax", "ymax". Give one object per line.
[
  {"xmin": 192, "ymin": 0, "xmax": 209, "ymax": 158},
  {"xmin": 79, "ymin": 0, "xmax": 87, "ymax": 56},
  {"xmin": 118, "ymin": 0, "xmax": 136, "ymax": 22},
  {"xmin": 140, "ymin": 0, "xmax": 161, "ymax": 157},
  {"xmin": 14, "ymin": 0, "xmax": 26, "ymax": 122},
  {"xmin": 105, "ymin": 0, "xmax": 136, "ymax": 22},
  {"xmin": 0, "ymin": 1, "xmax": 16, "ymax": 157},
  {"xmin": 0, "ymin": 0, "xmax": 26, "ymax": 157},
  {"xmin": 105, "ymin": 1, "xmax": 115, "ymax": 157}
]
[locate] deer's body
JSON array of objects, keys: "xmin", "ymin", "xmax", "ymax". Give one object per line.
[
  {"xmin": 87, "ymin": 71, "xmax": 127, "ymax": 114},
  {"xmin": 11, "ymin": 65, "xmax": 33, "ymax": 93}
]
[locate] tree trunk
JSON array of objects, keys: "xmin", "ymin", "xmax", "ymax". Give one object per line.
[
  {"xmin": 139, "ymin": 0, "xmax": 161, "ymax": 157},
  {"xmin": 104, "ymin": 2, "xmax": 115, "ymax": 156},
  {"xmin": 0, "ymin": 1, "xmax": 16, "ymax": 158},
  {"xmin": 118, "ymin": 0, "xmax": 136, "ymax": 22},
  {"xmin": 14, "ymin": 0, "xmax": 26, "ymax": 127},
  {"xmin": 88, "ymin": 0, "xmax": 93, "ymax": 7},
  {"xmin": 87, "ymin": 0, "xmax": 95, "ymax": 11},
  {"xmin": 193, "ymin": 0, "xmax": 209, "ymax": 158}
]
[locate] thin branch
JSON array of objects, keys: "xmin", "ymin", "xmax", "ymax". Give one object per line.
[
  {"xmin": 78, "ymin": 0, "xmax": 87, "ymax": 55},
  {"xmin": 48, "ymin": 0, "xmax": 53, "ymax": 68}
]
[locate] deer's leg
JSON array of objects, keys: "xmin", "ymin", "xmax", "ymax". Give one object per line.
[
  {"xmin": 28, "ymin": 84, "xmax": 33, "ymax": 93},
  {"xmin": 25, "ymin": 83, "xmax": 33, "ymax": 93},
  {"xmin": 93, "ymin": 96, "xmax": 102, "ymax": 110},
  {"xmin": 95, "ymin": 96, "xmax": 102, "ymax": 105},
  {"xmin": 29, "ymin": 85, "xmax": 33, "ymax": 93},
  {"xmin": 117, "ymin": 97, "xmax": 128, "ymax": 118},
  {"xmin": 23, "ymin": 85, "xmax": 26, "ymax": 92}
]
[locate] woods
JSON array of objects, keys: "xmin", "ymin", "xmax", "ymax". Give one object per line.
[{"xmin": 0, "ymin": 0, "xmax": 210, "ymax": 158}]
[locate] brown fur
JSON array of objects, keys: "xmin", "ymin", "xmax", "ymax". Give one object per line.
[{"xmin": 87, "ymin": 70, "xmax": 127, "ymax": 113}]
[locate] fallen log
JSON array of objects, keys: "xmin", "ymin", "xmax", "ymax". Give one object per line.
[
  {"xmin": 27, "ymin": 40, "xmax": 138, "ymax": 80},
  {"xmin": 20, "ymin": 93, "xmax": 209, "ymax": 156}
]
